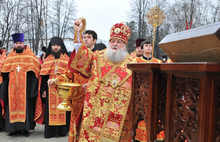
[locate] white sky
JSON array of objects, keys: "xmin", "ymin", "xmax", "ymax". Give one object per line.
[{"xmin": 75, "ymin": 0, "xmax": 131, "ymax": 42}]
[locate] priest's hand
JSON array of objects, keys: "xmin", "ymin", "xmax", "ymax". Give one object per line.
[
  {"xmin": 74, "ymin": 19, "xmax": 83, "ymax": 31},
  {"xmin": 42, "ymin": 91, "xmax": 46, "ymax": 98},
  {"xmin": 47, "ymin": 79, "xmax": 58, "ymax": 87}
]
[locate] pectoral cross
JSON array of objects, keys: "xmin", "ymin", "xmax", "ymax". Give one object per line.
[
  {"xmin": 54, "ymin": 68, "xmax": 58, "ymax": 74},
  {"xmin": 16, "ymin": 65, "xmax": 21, "ymax": 72}
]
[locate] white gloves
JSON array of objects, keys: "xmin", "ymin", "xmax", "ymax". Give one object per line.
[{"xmin": 74, "ymin": 43, "xmax": 82, "ymax": 53}]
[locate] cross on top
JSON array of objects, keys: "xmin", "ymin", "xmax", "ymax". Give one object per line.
[{"xmin": 16, "ymin": 65, "xmax": 21, "ymax": 72}]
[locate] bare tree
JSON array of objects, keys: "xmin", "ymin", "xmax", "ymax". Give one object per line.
[
  {"xmin": 0, "ymin": 0, "xmax": 77, "ymax": 54},
  {"xmin": 0, "ymin": 0, "xmax": 21, "ymax": 50},
  {"xmin": 127, "ymin": 0, "xmax": 220, "ymax": 59},
  {"xmin": 128, "ymin": 0, "xmax": 150, "ymax": 39},
  {"xmin": 49, "ymin": 0, "xmax": 77, "ymax": 38}
]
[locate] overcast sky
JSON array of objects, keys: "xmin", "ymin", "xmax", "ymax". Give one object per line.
[{"xmin": 75, "ymin": 0, "xmax": 131, "ymax": 42}]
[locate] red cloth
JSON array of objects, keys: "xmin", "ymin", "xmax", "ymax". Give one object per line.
[{"xmin": 39, "ymin": 59, "xmax": 43, "ymax": 65}]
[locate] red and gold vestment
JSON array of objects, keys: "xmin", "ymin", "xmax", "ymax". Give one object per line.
[
  {"xmin": 130, "ymin": 51, "xmax": 136, "ymax": 58},
  {"xmin": 0, "ymin": 50, "xmax": 6, "ymax": 84},
  {"xmin": 54, "ymin": 29, "xmax": 88, "ymax": 142},
  {"xmin": 136, "ymin": 56, "xmax": 162, "ymax": 63},
  {"xmin": 1, "ymin": 46, "xmax": 40, "ymax": 123},
  {"xmin": 34, "ymin": 54, "xmax": 70, "ymax": 125},
  {"xmin": 68, "ymin": 45, "xmax": 136, "ymax": 142},
  {"xmin": 56, "ymin": 68, "xmax": 87, "ymax": 142}
]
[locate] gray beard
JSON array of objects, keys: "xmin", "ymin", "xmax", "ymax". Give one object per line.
[{"xmin": 105, "ymin": 45, "xmax": 128, "ymax": 63}]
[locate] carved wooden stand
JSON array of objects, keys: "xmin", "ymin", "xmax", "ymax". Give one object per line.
[
  {"xmin": 128, "ymin": 63, "xmax": 166, "ymax": 142},
  {"xmin": 128, "ymin": 63, "xmax": 220, "ymax": 142},
  {"xmin": 161, "ymin": 63, "xmax": 220, "ymax": 142}
]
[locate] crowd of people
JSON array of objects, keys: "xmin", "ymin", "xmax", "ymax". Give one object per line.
[{"xmin": 0, "ymin": 18, "xmax": 172, "ymax": 142}]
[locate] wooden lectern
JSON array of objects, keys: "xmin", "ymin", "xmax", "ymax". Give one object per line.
[{"xmin": 128, "ymin": 22, "xmax": 220, "ymax": 142}]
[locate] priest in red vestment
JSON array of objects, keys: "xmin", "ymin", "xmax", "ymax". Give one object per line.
[
  {"xmin": 0, "ymin": 45, "xmax": 6, "ymax": 131},
  {"xmin": 48, "ymin": 22, "xmax": 136, "ymax": 141},
  {"xmin": 0, "ymin": 33, "xmax": 40, "ymax": 136},
  {"xmin": 34, "ymin": 37, "xmax": 72, "ymax": 138}
]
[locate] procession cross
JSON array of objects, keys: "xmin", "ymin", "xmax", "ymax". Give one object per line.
[{"xmin": 16, "ymin": 65, "xmax": 21, "ymax": 72}]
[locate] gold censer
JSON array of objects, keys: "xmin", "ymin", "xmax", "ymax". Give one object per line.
[{"xmin": 56, "ymin": 82, "xmax": 81, "ymax": 111}]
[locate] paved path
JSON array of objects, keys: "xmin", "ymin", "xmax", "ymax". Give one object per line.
[{"xmin": 0, "ymin": 124, "xmax": 68, "ymax": 142}]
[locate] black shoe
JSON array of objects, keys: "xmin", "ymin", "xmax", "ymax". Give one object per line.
[
  {"xmin": 22, "ymin": 130, "xmax": 30, "ymax": 137},
  {"xmin": 8, "ymin": 130, "xmax": 22, "ymax": 136}
]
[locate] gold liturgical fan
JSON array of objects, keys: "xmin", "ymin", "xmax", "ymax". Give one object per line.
[{"xmin": 146, "ymin": 7, "xmax": 165, "ymax": 57}]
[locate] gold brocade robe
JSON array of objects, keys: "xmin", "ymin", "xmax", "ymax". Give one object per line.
[
  {"xmin": 136, "ymin": 56, "xmax": 162, "ymax": 63},
  {"xmin": 1, "ymin": 46, "xmax": 40, "ymax": 123},
  {"xmin": 69, "ymin": 45, "xmax": 136, "ymax": 142},
  {"xmin": 34, "ymin": 54, "xmax": 70, "ymax": 125},
  {"xmin": 130, "ymin": 51, "xmax": 136, "ymax": 57}
]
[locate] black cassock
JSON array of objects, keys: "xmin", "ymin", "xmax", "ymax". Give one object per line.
[
  {"xmin": 41, "ymin": 75, "xmax": 70, "ymax": 138},
  {"xmin": 0, "ymin": 100, "xmax": 5, "ymax": 130},
  {"xmin": 0, "ymin": 71, "xmax": 38, "ymax": 133}
]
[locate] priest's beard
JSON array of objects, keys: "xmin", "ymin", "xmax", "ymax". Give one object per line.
[
  {"xmin": 106, "ymin": 45, "xmax": 128, "ymax": 63},
  {"xmin": 51, "ymin": 48, "xmax": 63, "ymax": 58},
  {"xmin": 15, "ymin": 46, "xmax": 24, "ymax": 53}
]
